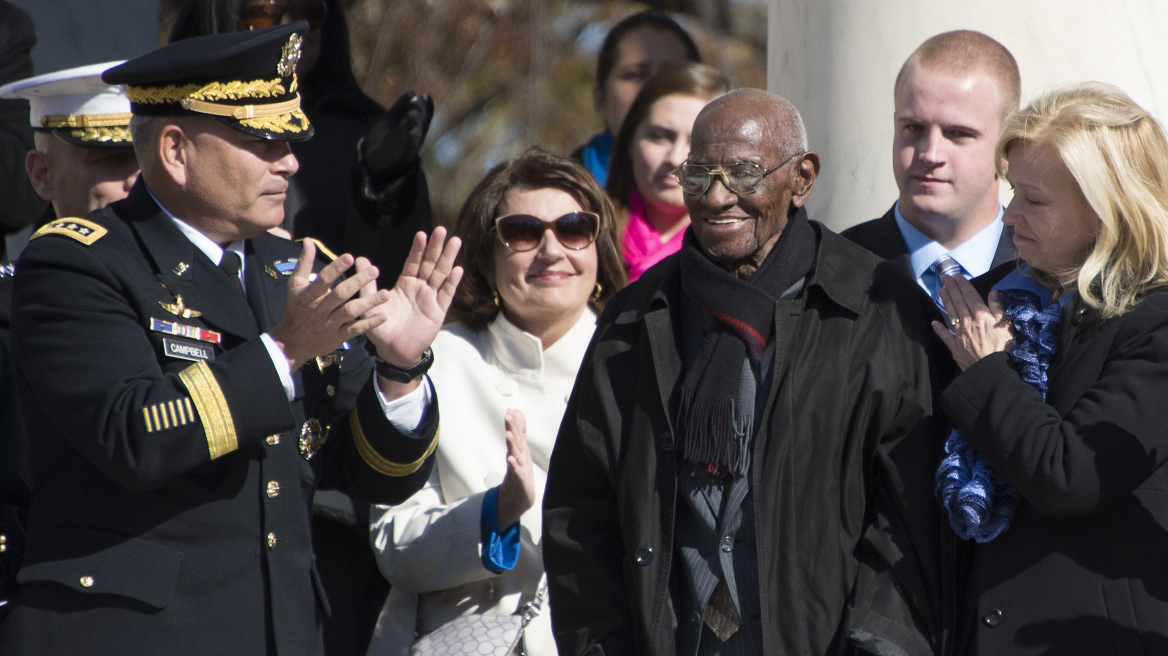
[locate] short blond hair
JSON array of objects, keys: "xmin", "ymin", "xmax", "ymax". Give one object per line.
[
  {"xmin": 997, "ymin": 82, "xmax": 1168, "ymax": 318},
  {"xmin": 896, "ymin": 30, "xmax": 1021, "ymax": 123}
]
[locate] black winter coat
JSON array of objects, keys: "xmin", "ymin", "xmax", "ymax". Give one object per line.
[
  {"xmin": 944, "ymin": 290, "xmax": 1168, "ymax": 655},
  {"xmin": 543, "ymin": 224, "xmax": 936, "ymax": 655}
]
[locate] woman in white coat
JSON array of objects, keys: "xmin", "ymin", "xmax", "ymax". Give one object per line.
[{"xmin": 367, "ymin": 149, "xmax": 627, "ymax": 656}]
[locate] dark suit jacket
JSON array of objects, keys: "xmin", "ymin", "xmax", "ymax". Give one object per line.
[
  {"xmin": 944, "ymin": 290, "xmax": 1168, "ymax": 655},
  {"xmin": 0, "ymin": 182, "xmax": 436, "ymax": 656},
  {"xmin": 842, "ymin": 204, "xmax": 1017, "ymax": 291}
]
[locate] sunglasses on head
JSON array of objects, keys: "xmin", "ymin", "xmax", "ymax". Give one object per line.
[
  {"xmin": 494, "ymin": 211, "xmax": 600, "ymax": 253},
  {"xmin": 237, "ymin": 0, "xmax": 327, "ymax": 32}
]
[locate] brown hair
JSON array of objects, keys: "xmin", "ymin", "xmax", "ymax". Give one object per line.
[
  {"xmin": 606, "ymin": 63, "xmax": 730, "ymax": 207},
  {"xmin": 895, "ymin": 30, "xmax": 1021, "ymax": 122},
  {"xmin": 596, "ymin": 10, "xmax": 701, "ymax": 92},
  {"xmin": 450, "ymin": 148, "xmax": 627, "ymax": 330}
]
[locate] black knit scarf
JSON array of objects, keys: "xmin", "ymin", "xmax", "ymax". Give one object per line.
[{"xmin": 677, "ymin": 208, "xmax": 816, "ymax": 475}]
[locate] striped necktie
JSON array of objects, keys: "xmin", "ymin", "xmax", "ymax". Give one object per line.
[{"xmin": 930, "ymin": 254, "xmax": 965, "ymax": 308}]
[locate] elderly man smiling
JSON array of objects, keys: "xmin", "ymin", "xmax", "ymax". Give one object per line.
[{"xmin": 542, "ymin": 88, "xmax": 936, "ymax": 656}]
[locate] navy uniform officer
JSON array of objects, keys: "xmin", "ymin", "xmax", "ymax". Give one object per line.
[{"xmin": 0, "ymin": 22, "xmax": 462, "ymax": 656}]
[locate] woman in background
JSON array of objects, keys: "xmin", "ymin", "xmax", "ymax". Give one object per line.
[
  {"xmin": 367, "ymin": 149, "xmax": 626, "ymax": 656},
  {"xmin": 605, "ymin": 63, "xmax": 728, "ymax": 281},
  {"xmin": 573, "ymin": 9, "xmax": 700, "ymax": 187},
  {"xmin": 934, "ymin": 82, "xmax": 1168, "ymax": 655}
]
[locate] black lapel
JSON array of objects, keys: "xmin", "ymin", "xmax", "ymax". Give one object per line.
[
  {"xmin": 128, "ymin": 185, "xmax": 260, "ymax": 340},
  {"xmin": 874, "ymin": 207, "xmax": 915, "ymax": 280},
  {"xmin": 990, "ymin": 224, "xmax": 1019, "ymax": 269},
  {"xmin": 245, "ymin": 232, "xmax": 294, "ymax": 333}
]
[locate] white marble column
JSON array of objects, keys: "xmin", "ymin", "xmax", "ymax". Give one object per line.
[{"xmin": 768, "ymin": 1, "xmax": 1168, "ymax": 231}]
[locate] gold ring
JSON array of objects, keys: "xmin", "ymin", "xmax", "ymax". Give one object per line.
[{"xmin": 950, "ymin": 317, "xmax": 961, "ymax": 329}]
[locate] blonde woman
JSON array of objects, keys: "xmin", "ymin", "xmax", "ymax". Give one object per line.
[{"xmin": 934, "ymin": 83, "xmax": 1168, "ymax": 655}]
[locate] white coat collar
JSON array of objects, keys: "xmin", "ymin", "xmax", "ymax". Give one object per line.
[{"xmin": 487, "ymin": 308, "xmax": 597, "ymax": 381}]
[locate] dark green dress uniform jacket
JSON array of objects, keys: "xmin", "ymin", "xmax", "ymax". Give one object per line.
[{"xmin": 0, "ymin": 182, "xmax": 438, "ymax": 656}]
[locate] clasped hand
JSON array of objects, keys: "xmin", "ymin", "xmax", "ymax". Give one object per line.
[
  {"xmin": 269, "ymin": 227, "xmax": 463, "ymax": 373},
  {"xmin": 931, "ymin": 273, "xmax": 1015, "ymax": 370}
]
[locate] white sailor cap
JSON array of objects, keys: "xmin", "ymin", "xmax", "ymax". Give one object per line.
[{"xmin": 0, "ymin": 61, "xmax": 132, "ymax": 147}]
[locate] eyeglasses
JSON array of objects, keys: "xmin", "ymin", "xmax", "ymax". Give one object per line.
[
  {"xmin": 237, "ymin": 0, "xmax": 327, "ymax": 32},
  {"xmin": 671, "ymin": 151, "xmax": 805, "ymax": 195},
  {"xmin": 494, "ymin": 212, "xmax": 600, "ymax": 253}
]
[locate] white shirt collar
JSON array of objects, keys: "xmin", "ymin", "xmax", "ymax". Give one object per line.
[
  {"xmin": 893, "ymin": 201, "xmax": 1005, "ymax": 284},
  {"xmin": 149, "ymin": 188, "xmax": 247, "ymax": 290}
]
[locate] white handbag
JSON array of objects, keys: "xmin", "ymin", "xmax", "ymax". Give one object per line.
[{"xmin": 410, "ymin": 576, "xmax": 548, "ymax": 656}]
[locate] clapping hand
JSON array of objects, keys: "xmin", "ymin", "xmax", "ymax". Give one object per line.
[
  {"xmin": 931, "ymin": 273, "xmax": 1015, "ymax": 370},
  {"xmin": 361, "ymin": 227, "xmax": 462, "ymax": 375},
  {"xmin": 270, "ymin": 239, "xmax": 390, "ymax": 372},
  {"xmin": 496, "ymin": 409, "xmax": 535, "ymax": 530}
]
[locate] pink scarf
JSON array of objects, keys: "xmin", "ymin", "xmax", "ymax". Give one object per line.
[{"xmin": 622, "ymin": 189, "xmax": 687, "ymax": 282}]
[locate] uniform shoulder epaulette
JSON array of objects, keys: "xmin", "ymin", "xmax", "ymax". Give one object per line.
[
  {"xmin": 30, "ymin": 217, "xmax": 108, "ymax": 246},
  {"xmin": 296, "ymin": 237, "xmax": 337, "ymax": 262}
]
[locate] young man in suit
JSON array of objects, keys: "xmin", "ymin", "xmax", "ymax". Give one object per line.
[{"xmin": 844, "ymin": 30, "xmax": 1020, "ymax": 307}]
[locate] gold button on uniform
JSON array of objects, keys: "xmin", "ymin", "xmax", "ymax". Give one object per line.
[
  {"xmin": 80, "ymin": 576, "xmax": 94, "ymax": 588},
  {"xmin": 0, "ymin": 533, "xmax": 6, "ymax": 553},
  {"xmin": 266, "ymin": 480, "xmax": 280, "ymax": 498},
  {"xmin": 265, "ymin": 433, "xmax": 280, "ymax": 446},
  {"xmin": 325, "ymin": 385, "xmax": 335, "ymax": 397},
  {"xmin": 267, "ymin": 532, "xmax": 277, "ymax": 549}
]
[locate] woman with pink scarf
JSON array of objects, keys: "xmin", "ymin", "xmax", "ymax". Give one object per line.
[{"xmin": 606, "ymin": 64, "xmax": 729, "ymax": 281}]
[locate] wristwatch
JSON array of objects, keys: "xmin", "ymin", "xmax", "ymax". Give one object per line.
[{"xmin": 374, "ymin": 347, "xmax": 434, "ymax": 383}]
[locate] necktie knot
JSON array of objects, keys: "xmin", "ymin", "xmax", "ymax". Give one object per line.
[
  {"xmin": 932, "ymin": 254, "xmax": 964, "ymax": 280},
  {"xmin": 219, "ymin": 251, "xmax": 244, "ymax": 294}
]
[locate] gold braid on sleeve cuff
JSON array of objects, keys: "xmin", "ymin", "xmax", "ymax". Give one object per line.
[
  {"xmin": 350, "ymin": 407, "xmax": 438, "ymax": 477},
  {"xmin": 179, "ymin": 361, "xmax": 239, "ymax": 459}
]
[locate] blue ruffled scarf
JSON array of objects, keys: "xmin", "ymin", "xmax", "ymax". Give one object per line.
[{"xmin": 935, "ymin": 268, "xmax": 1065, "ymax": 542}]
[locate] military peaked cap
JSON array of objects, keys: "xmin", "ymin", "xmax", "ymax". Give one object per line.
[
  {"xmin": 0, "ymin": 61, "xmax": 132, "ymax": 148},
  {"xmin": 103, "ymin": 21, "xmax": 313, "ymax": 142}
]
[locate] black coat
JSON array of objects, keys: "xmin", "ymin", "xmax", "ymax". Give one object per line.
[
  {"xmin": 542, "ymin": 224, "xmax": 935, "ymax": 655},
  {"xmin": 943, "ymin": 290, "xmax": 1168, "ymax": 655},
  {"xmin": 0, "ymin": 182, "xmax": 437, "ymax": 656}
]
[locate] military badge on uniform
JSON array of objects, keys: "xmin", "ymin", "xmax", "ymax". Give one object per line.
[
  {"xmin": 29, "ymin": 217, "xmax": 107, "ymax": 245},
  {"xmin": 142, "ymin": 397, "xmax": 197, "ymax": 434},
  {"xmin": 173, "ymin": 262, "xmax": 190, "ymax": 276},
  {"xmin": 273, "ymin": 258, "xmax": 297, "ymax": 275},
  {"xmin": 158, "ymin": 283, "xmax": 203, "ymax": 318},
  {"xmin": 315, "ymin": 354, "xmax": 338, "ymax": 372},
  {"xmin": 151, "ymin": 318, "xmax": 222, "ymax": 344},
  {"xmin": 299, "ymin": 418, "xmax": 327, "ymax": 460},
  {"xmin": 278, "ymin": 33, "xmax": 303, "ymax": 77}
]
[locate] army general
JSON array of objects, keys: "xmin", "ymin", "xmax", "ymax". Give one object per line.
[{"xmin": 0, "ymin": 22, "xmax": 461, "ymax": 656}]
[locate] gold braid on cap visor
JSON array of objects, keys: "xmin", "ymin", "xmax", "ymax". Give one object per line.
[
  {"xmin": 126, "ymin": 77, "xmax": 307, "ymax": 133},
  {"xmin": 40, "ymin": 113, "xmax": 132, "ymax": 129}
]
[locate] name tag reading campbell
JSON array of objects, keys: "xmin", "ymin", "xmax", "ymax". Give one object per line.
[{"xmin": 162, "ymin": 338, "xmax": 216, "ymax": 362}]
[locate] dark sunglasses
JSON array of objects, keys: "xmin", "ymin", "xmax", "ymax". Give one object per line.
[
  {"xmin": 494, "ymin": 212, "xmax": 600, "ymax": 253},
  {"xmin": 237, "ymin": 0, "xmax": 327, "ymax": 32}
]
